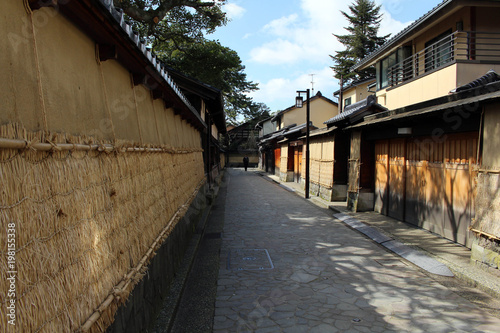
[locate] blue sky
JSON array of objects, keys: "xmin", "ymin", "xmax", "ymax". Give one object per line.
[{"xmin": 209, "ymin": 0, "xmax": 443, "ymax": 113}]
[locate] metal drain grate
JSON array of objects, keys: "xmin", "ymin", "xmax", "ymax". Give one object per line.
[{"xmin": 227, "ymin": 249, "xmax": 274, "ymax": 271}]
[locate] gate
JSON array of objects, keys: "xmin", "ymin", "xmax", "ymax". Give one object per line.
[
  {"xmin": 388, "ymin": 139, "xmax": 405, "ymax": 221},
  {"xmin": 374, "ymin": 133, "xmax": 478, "ymax": 247},
  {"xmin": 405, "ymin": 141, "xmax": 427, "ymax": 225}
]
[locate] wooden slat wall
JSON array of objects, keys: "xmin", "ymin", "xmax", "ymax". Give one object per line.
[
  {"xmin": 406, "ymin": 141, "xmax": 427, "ymax": 225},
  {"xmin": 388, "ymin": 139, "xmax": 405, "ymax": 221},
  {"xmin": 374, "ymin": 140, "xmax": 389, "ymax": 215},
  {"xmin": 374, "ymin": 132, "xmax": 478, "ymax": 247},
  {"xmin": 443, "ymin": 134, "xmax": 477, "ymax": 245}
]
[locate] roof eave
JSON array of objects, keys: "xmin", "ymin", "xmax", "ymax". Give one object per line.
[{"xmin": 353, "ymin": 0, "xmax": 456, "ymax": 71}]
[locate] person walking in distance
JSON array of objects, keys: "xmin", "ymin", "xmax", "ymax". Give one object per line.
[{"xmin": 243, "ymin": 155, "xmax": 249, "ymax": 171}]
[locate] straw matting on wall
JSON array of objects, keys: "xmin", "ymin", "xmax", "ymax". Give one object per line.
[
  {"xmin": 0, "ymin": 124, "xmax": 205, "ymax": 332},
  {"xmin": 309, "ymin": 138, "xmax": 334, "ymax": 188}
]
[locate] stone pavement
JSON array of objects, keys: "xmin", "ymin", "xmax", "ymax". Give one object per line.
[
  {"xmin": 213, "ymin": 168, "xmax": 500, "ymax": 332},
  {"xmin": 263, "ymin": 172, "xmax": 500, "ymax": 298}
]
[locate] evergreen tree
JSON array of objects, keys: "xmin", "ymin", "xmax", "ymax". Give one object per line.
[{"xmin": 331, "ymin": 0, "xmax": 390, "ymax": 84}]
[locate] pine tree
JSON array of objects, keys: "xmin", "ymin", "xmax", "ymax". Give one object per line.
[{"xmin": 331, "ymin": 0, "xmax": 390, "ymax": 84}]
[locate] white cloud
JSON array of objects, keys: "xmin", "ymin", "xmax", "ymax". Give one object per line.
[
  {"xmin": 250, "ymin": 39, "xmax": 304, "ymax": 65},
  {"xmin": 244, "ymin": 0, "xmax": 412, "ymax": 111},
  {"xmin": 249, "ymin": 78, "xmax": 297, "ymax": 111},
  {"xmin": 379, "ymin": 7, "xmax": 413, "ymax": 39},
  {"xmin": 249, "ymin": 0, "xmax": 348, "ymax": 66},
  {"xmin": 249, "ymin": 66, "xmax": 339, "ymax": 111},
  {"xmin": 262, "ymin": 14, "xmax": 299, "ymax": 37},
  {"xmin": 249, "ymin": 0, "xmax": 413, "ymax": 67},
  {"xmin": 223, "ymin": 3, "xmax": 246, "ymax": 20}
]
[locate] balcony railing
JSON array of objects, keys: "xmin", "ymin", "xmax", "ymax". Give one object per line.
[{"xmin": 387, "ymin": 31, "xmax": 500, "ymax": 87}]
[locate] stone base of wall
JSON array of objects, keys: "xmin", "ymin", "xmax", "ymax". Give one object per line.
[
  {"xmin": 280, "ymin": 170, "xmax": 294, "ymax": 182},
  {"xmin": 331, "ymin": 185, "xmax": 347, "ymax": 201},
  {"xmin": 309, "ymin": 182, "xmax": 347, "ymax": 201},
  {"xmin": 471, "ymin": 237, "xmax": 500, "ymax": 278},
  {"xmin": 309, "ymin": 182, "xmax": 320, "ymax": 196},
  {"xmin": 274, "ymin": 167, "xmax": 280, "ymax": 178},
  {"xmin": 106, "ymin": 181, "xmax": 212, "ymax": 333},
  {"xmin": 347, "ymin": 191, "xmax": 374, "ymax": 212},
  {"xmin": 357, "ymin": 192, "xmax": 374, "ymax": 212}
]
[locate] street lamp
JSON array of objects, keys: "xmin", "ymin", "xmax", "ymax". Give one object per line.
[
  {"xmin": 296, "ymin": 89, "xmax": 310, "ymax": 199},
  {"xmin": 295, "ymin": 95, "xmax": 303, "ymax": 108}
]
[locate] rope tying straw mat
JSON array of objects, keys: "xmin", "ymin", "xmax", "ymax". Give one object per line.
[{"xmin": 0, "ymin": 123, "xmax": 206, "ymax": 332}]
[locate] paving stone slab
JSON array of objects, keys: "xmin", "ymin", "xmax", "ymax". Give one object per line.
[
  {"xmin": 227, "ymin": 248, "xmax": 274, "ymax": 271},
  {"xmin": 213, "ymin": 169, "xmax": 500, "ymax": 333},
  {"xmin": 333, "ymin": 212, "xmax": 454, "ymax": 277}
]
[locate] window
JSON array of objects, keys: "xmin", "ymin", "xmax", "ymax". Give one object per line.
[
  {"xmin": 425, "ymin": 30, "xmax": 453, "ymax": 72},
  {"xmin": 376, "ymin": 46, "xmax": 413, "ymax": 89},
  {"xmin": 344, "ymin": 97, "xmax": 352, "ymax": 107},
  {"xmin": 378, "ymin": 52, "xmax": 397, "ymax": 89}
]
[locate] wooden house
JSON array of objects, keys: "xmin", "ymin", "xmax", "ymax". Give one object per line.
[
  {"xmin": 258, "ymin": 91, "xmax": 338, "ymax": 182},
  {"xmin": 346, "ymin": 0, "xmax": 500, "ymax": 262},
  {"xmin": 256, "ymin": 116, "xmax": 275, "ymax": 171},
  {"xmin": 226, "ymin": 118, "xmax": 266, "ymax": 168},
  {"xmin": 311, "ymin": 95, "xmax": 387, "ymax": 202}
]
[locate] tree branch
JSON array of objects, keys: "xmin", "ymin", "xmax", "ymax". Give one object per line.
[{"xmin": 115, "ymin": 0, "xmax": 216, "ymax": 24}]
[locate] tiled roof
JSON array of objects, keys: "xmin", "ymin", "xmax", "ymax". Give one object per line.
[
  {"xmin": 333, "ymin": 77, "xmax": 376, "ymax": 96},
  {"xmin": 258, "ymin": 123, "xmax": 297, "ymax": 144},
  {"xmin": 282, "ymin": 122, "xmax": 313, "ymax": 136},
  {"xmin": 452, "ymin": 70, "xmax": 500, "ymax": 93},
  {"xmin": 258, "ymin": 122, "xmax": 317, "ymax": 144},
  {"xmin": 324, "ymin": 95, "xmax": 385, "ymax": 126}
]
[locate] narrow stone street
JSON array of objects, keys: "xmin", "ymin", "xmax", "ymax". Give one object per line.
[{"xmin": 212, "ymin": 168, "xmax": 500, "ymax": 332}]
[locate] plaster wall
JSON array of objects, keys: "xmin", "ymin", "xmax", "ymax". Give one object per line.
[
  {"xmin": 1, "ymin": 4, "xmax": 201, "ymax": 149},
  {"xmin": 342, "ymin": 81, "xmax": 374, "ymax": 106},
  {"xmin": 380, "ymin": 64, "xmax": 457, "ymax": 110},
  {"xmin": 280, "ymin": 98, "xmax": 338, "ymax": 129}
]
